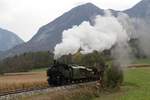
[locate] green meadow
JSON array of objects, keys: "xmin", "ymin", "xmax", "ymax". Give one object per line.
[{"xmin": 95, "ymin": 67, "xmax": 150, "ymax": 100}]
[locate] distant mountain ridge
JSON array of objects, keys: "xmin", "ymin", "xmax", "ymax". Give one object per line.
[
  {"xmin": 0, "ymin": 28, "xmax": 24, "ymax": 51},
  {"xmin": 1, "ymin": 0, "xmax": 150, "ymax": 59},
  {"xmin": 29, "ymin": 3, "xmax": 105, "ymax": 50},
  {"xmin": 0, "ymin": 3, "xmax": 105, "ymax": 58},
  {"xmin": 125, "ymin": 0, "xmax": 150, "ymax": 18}
]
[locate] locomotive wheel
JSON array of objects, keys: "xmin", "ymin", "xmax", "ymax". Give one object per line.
[
  {"xmin": 51, "ymin": 73, "xmax": 65, "ymax": 86},
  {"xmin": 56, "ymin": 74, "xmax": 66, "ymax": 85}
]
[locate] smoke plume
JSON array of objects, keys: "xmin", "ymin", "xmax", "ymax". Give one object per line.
[
  {"xmin": 111, "ymin": 13, "xmax": 135, "ymax": 67},
  {"xmin": 132, "ymin": 18, "xmax": 150, "ymax": 57},
  {"xmin": 54, "ymin": 11, "xmax": 131, "ymax": 60}
]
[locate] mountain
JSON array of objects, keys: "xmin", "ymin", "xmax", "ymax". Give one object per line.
[
  {"xmin": 124, "ymin": 0, "xmax": 150, "ymax": 57},
  {"xmin": 124, "ymin": 0, "xmax": 150, "ymax": 32},
  {"xmin": 1, "ymin": 1, "xmax": 150, "ymax": 59},
  {"xmin": 124, "ymin": 0, "xmax": 150, "ymax": 30},
  {"xmin": 125, "ymin": 0, "xmax": 150, "ymax": 18},
  {"xmin": 0, "ymin": 3, "xmax": 106, "ymax": 58},
  {"xmin": 29, "ymin": 3, "xmax": 105, "ymax": 51},
  {"xmin": 0, "ymin": 28, "xmax": 24, "ymax": 51}
]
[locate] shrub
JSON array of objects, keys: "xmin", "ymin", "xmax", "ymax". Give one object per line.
[{"xmin": 104, "ymin": 64, "xmax": 124, "ymax": 89}]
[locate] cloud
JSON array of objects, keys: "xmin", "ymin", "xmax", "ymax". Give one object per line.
[{"xmin": 0, "ymin": 0, "xmax": 7, "ymax": 12}]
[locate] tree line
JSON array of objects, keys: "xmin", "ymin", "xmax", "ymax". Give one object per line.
[
  {"xmin": 0, "ymin": 51, "xmax": 110, "ymax": 74},
  {"xmin": 0, "ymin": 52, "xmax": 54, "ymax": 74}
]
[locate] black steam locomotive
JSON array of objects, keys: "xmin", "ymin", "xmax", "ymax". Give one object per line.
[{"xmin": 47, "ymin": 61, "xmax": 101, "ymax": 86}]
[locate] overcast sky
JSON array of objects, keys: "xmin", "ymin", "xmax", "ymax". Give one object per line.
[{"xmin": 0, "ymin": 0, "xmax": 142, "ymax": 41}]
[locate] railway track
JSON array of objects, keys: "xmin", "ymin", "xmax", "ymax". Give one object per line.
[
  {"xmin": 0, "ymin": 81, "xmax": 97, "ymax": 100},
  {"xmin": 0, "ymin": 86, "xmax": 49, "ymax": 97}
]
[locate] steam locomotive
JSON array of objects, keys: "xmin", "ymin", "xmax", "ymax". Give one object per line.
[{"xmin": 47, "ymin": 61, "xmax": 100, "ymax": 86}]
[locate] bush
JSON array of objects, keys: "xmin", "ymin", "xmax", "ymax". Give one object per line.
[{"xmin": 104, "ymin": 64, "xmax": 124, "ymax": 89}]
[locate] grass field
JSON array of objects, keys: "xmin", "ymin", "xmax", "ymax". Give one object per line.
[
  {"xmin": 30, "ymin": 68, "xmax": 48, "ymax": 72},
  {"xmin": 133, "ymin": 58, "xmax": 150, "ymax": 64},
  {"xmin": 95, "ymin": 67, "xmax": 150, "ymax": 100},
  {"xmin": 18, "ymin": 67, "xmax": 150, "ymax": 100},
  {"xmin": 0, "ymin": 72, "xmax": 48, "ymax": 93}
]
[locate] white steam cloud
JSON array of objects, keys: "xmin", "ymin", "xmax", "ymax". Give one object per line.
[
  {"xmin": 111, "ymin": 13, "xmax": 134, "ymax": 67},
  {"xmin": 132, "ymin": 18, "xmax": 150, "ymax": 57},
  {"xmin": 54, "ymin": 11, "xmax": 130, "ymax": 59}
]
